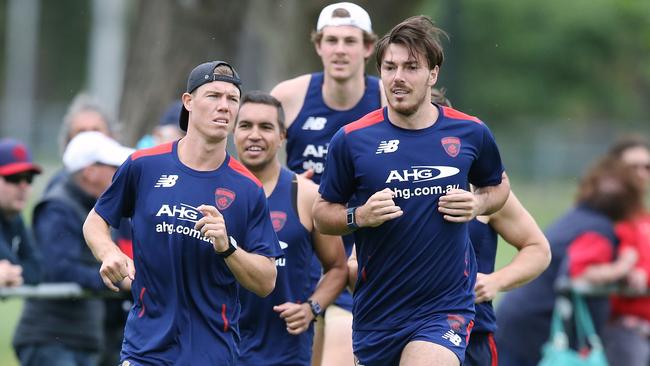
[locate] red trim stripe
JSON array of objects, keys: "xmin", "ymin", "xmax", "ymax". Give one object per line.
[
  {"xmin": 487, "ymin": 333, "xmax": 498, "ymax": 366},
  {"xmin": 131, "ymin": 142, "xmax": 173, "ymax": 161},
  {"xmin": 137, "ymin": 287, "xmax": 147, "ymax": 318},
  {"xmin": 465, "ymin": 320, "xmax": 475, "ymax": 344},
  {"xmin": 221, "ymin": 304, "xmax": 229, "ymax": 332},
  {"xmin": 228, "ymin": 158, "xmax": 262, "ymax": 187},
  {"xmin": 344, "ymin": 108, "xmax": 384, "ymax": 134},
  {"xmin": 442, "ymin": 106, "xmax": 482, "ymax": 124}
]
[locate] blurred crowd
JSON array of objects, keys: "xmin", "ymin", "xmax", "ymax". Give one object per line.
[{"xmin": 0, "ymin": 93, "xmax": 183, "ymax": 365}]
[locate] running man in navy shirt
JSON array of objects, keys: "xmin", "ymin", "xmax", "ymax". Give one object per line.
[
  {"xmin": 464, "ymin": 192, "xmax": 551, "ymax": 366},
  {"xmin": 271, "ymin": 3, "xmax": 385, "ymax": 363},
  {"xmin": 233, "ymin": 91, "xmax": 347, "ymax": 366},
  {"xmin": 83, "ymin": 61, "xmax": 282, "ymax": 366},
  {"xmin": 428, "ymin": 90, "xmax": 551, "ymax": 366},
  {"xmin": 314, "ymin": 16, "xmax": 510, "ymax": 366}
]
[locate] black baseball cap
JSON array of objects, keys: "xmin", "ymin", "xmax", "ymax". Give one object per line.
[{"xmin": 179, "ymin": 61, "xmax": 242, "ymax": 131}]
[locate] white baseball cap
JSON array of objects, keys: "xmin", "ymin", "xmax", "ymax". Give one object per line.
[
  {"xmin": 316, "ymin": 2, "xmax": 372, "ymax": 33},
  {"xmin": 63, "ymin": 131, "xmax": 134, "ymax": 172}
]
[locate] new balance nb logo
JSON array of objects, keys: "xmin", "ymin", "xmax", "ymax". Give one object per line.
[
  {"xmin": 376, "ymin": 140, "xmax": 400, "ymax": 154},
  {"xmin": 442, "ymin": 330, "xmax": 462, "ymax": 346},
  {"xmin": 302, "ymin": 117, "xmax": 327, "ymax": 130},
  {"xmin": 154, "ymin": 175, "xmax": 178, "ymax": 188}
]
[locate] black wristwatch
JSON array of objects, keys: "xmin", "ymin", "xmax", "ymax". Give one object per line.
[
  {"xmin": 216, "ymin": 236, "xmax": 238, "ymax": 258},
  {"xmin": 346, "ymin": 207, "xmax": 359, "ymax": 230},
  {"xmin": 307, "ymin": 299, "xmax": 322, "ymax": 318}
]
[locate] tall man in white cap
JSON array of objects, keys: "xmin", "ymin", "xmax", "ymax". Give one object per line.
[
  {"xmin": 13, "ymin": 131, "xmax": 133, "ymax": 366},
  {"xmin": 83, "ymin": 61, "xmax": 282, "ymax": 365},
  {"xmin": 271, "ymin": 3, "xmax": 384, "ymax": 364}
]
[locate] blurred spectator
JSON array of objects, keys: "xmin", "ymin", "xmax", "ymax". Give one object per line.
[
  {"xmin": 58, "ymin": 93, "xmax": 116, "ymax": 155},
  {"xmin": 602, "ymin": 136, "xmax": 650, "ymax": 366},
  {"xmin": 135, "ymin": 100, "xmax": 185, "ymax": 149},
  {"xmin": 495, "ymin": 156, "xmax": 644, "ymax": 366},
  {"xmin": 47, "ymin": 93, "xmax": 117, "ymax": 193},
  {"xmin": 13, "ymin": 132, "xmax": 133, "ymax": 366},
  {"xmin": 0, "ymin": 139, "xmax": 42, "ymax": 287},
  {"xmin": 49, "ymin": 93, "xmax": 131, "ymax": 366}
]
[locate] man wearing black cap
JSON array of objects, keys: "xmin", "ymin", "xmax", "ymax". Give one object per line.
[
  {"xmin": 0, "ymin": 138, "xmax": 41, "ymax": 288},
  {"xmin": 84, "ymin": 61, "xmax": 282, "ymax": 365}
]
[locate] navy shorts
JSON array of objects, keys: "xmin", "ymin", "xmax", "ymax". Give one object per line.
[
  {"xmin": 463, "ymin": 331, "xmax": 498, "ymax": 366},
  {"xmin": 353, "ymin": 312, "xmax": 474, "ymax": 366}
]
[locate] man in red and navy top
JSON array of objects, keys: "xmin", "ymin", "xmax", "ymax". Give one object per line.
[
  {"xmin": 84, "ymin": 61, "xmax": 282, "ymax": 365},
  {"xmin": 314, "ymin": 16, "xmax": 509, "ymax": 366}
]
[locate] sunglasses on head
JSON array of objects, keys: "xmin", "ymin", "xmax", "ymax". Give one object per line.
[{"xmin": 2, "ymin": 173, "xmax": 35, "ymax": 185}]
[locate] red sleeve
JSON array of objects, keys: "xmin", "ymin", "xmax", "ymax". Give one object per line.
[
  {"xmin": 567, "ymin": 231, "xmax": 614, "ymax": 278},
  {"xmin": 615, "ymin": 220, "xmax": 637, "ymax": 251}
]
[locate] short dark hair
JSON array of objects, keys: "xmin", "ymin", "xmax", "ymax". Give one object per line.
[
  {"xmin": 607, "ymin": 135, "xmax": 650, "ymax": 159},
  {"xmin": 311, "ymin": 29, "xmax": 378, "ymax": 47},
  {"xmin": 577, "ymin": 156, "xmax": 643, "ymax": 221},
  {"xmin": 431, "ymin": 87, "xmax": 452, "ymax": 107},
  {"xmin": 238, "ymin": 91, "xmax": 286, "ymax": 133},
  {"xmin": 375, "ymin": 15, "xmax": 447, "ymax": 72}
]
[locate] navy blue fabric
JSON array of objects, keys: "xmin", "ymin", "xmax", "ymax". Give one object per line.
[
  {"xmin": 94, "ymin": 141, "xmax": 282, "ymax": 365},
  {"xmin": 0, "ymin": 214, "xmax": 40, "ymax": 285},
  {"xmin": 464, "ymin": 332, "xmax": 497, "ymax": 366},
  {"xmin": 353, "ymin": 310, "xmax": 474, "ymax": 365},
  {"xmin": 285, "ymin": 72, "xmax": 381, "ymax": 184},
  {"xmin": 320, "ymin": 106, "xmax": 504, "ymax": 333},
  {"xmin": 239, "ymin": 168, "xmax": 316, "ymax": 366},
  {"xmin": 468, "ymin": 219, "xmax": 498, "ymax": 333}
]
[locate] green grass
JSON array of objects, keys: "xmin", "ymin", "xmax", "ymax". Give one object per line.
[
  {"xmin": 0, "ymin": 179, "xmax": 576, "ymax": 364},
  {"xmin": 0, "ymin": 300, "xmax": 22, "ymax": 365}
]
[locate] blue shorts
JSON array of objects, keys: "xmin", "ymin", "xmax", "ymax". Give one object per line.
[
  {"xmin": 353, "ymin": 312, "xmax": 474, "ymax": 366},
  {"xmin": 463, "ymin": 332, "xmax": 498, "ymax": 366}
]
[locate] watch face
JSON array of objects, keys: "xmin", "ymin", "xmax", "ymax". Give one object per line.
[
  {"xmin": 310, "ymin": 300, "xmax": 321, "ymax": 316},
  {"xmin": 347, "ymin": 207, "xmax": 355, "ymax": 226}
]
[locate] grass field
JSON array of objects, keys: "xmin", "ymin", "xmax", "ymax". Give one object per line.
[{"xmin": 0, "ymin": 179, "xmax": 576, "ymax": 365}]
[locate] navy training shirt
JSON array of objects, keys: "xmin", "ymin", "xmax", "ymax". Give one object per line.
[
  {"xmin": 285, "ymin": 72, "xmax": 382, "ymax": 312},
  {"xmin": 319, "ymin": 106, "xmax": 505, "ymax": 331},
  {"xmin": 94, "ymin": 141, "xmax": 283, "ymax": 366},
  {"xmin": 239, "ymin": 168, "xmax": 317, "ymax": 366},
  {"xmin": 285, "ymin": 72, "xmax": 381, "ymax": 184}
]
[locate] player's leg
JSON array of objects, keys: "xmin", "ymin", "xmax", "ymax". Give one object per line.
[
  {"xmin": 399, "ymin": 341, "xmax": 459, "ymax": 366},
  {"xmin": 311, "ymin": 314, "xmax": 325, "ymax": 366},
  {"xmin": 321, "ymin": 304, "xmax": 355, "ymax": 366}
]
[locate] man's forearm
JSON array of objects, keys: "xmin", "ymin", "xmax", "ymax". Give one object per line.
[
  {"xmin": 312, "ymin": 197, "xmax": 352, "ymax": 236},
  {"xmin": 83, "ymin": 209, "xmax": 120, "ymax": 261},
  {"xmin": 491, "ymin": 244, "xmax": 551, "ymax": 292},
  {"xmin": 309, "ymin": 261, "xmax": 347, "ymax": 309},
  {"xmin": 225, "ymin": 250, "xmax": 277, "ymax": 297}
]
